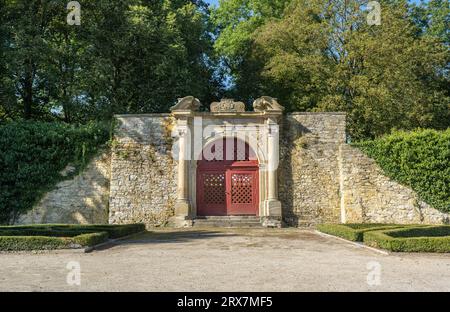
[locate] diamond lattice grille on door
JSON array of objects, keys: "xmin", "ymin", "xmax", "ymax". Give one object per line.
[
  {"xmin": 231, "ymin": 174, "xmax": 253, "ymax": 204},
  {"xmin": 203, "ymin": 173, "xmax": 226, "ymax": 204}
]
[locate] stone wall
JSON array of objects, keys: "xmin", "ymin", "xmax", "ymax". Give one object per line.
[
  {"xmin": 109, "ymin": 112, "xmax": 349, "ymax": 227},
  {"xmin": 109, "ymin": 115, "xmax": 177, "ymax": 227},
  {"xmin": 18, "ymin": 151, "xmax": 111, "ymax": 225},
  {"xmin": 340, "ymin": 145, "xmax": 450, "ymax": 225},
  {"xmin": 17, "ymin": 112, "xmax": 449, "ymax": 228},
  {"xmin": 279, "ymin": 113, "xmax": 347, "ymax": 226}
]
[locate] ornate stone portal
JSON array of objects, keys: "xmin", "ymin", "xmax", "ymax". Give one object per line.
[
  {"xmin": 170, "ymin": 96, "xmax": 284, "ymax": 227},
  {"xmin": 110, "ymin": 101, "xmax": 450, "ymax": 228}
]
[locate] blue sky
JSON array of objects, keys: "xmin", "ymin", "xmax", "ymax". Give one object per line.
[{"xmin": 205, "ymin": 0, "xmax": 219, "ymax": 7}]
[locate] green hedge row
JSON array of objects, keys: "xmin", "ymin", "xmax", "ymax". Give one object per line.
[
  {"xmin": 0, "ymin": 121, "xmax": 111, "ymax": 224},
  {"xmin": 0, "ymin": 232, "xmax": 109, "ymax": 251},
  {"xmin": 72, "ymin": 232, "xmax": 109, "ymax": 248},
  {"xmin": 316, "ymin": 224, "xmax": 407, "ymax": 241},
  {"xmin": 0, "ymin": 236, "xmax": 73, "ymax": 251},
  {"xmin": 317, "ymin": 224, "xmax": 450, "ymax": 252},
  {"xmin": 364, "ymin": 226, "xmax": 450, "ymax": 253},
  {"xmin": 0, "ymin": 224, "xmax": 146, "ymax": 239},
  {"xmin": 355, "ymin": 129, "xmax": 450, "ymax": 213},
  {"xmin": 0, "ymin": 224, "xmax": 145, "ymax": 251}
]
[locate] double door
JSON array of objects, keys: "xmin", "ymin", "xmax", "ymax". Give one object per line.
[{"xmin": 197, "ymin": 167, "xmax": 259, "ymax": 216}]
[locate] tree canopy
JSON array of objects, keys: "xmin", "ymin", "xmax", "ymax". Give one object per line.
[
  {"xmin": 0, "ymin": 0, "xmax": 219, "ymax": 122},
  {"xmin": 0, "ymin": 0, "xmax": 449, "ymax": 139},
  {"xmin": 213, "ymin": 0, "xmax": 450, "ymax": 139}
]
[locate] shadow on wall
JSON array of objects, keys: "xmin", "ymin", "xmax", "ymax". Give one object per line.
[
  {"xmin": 114, "ymin": 116, "xmax": 175, "ymax": 156},
  {"xmin": 279, "ymin": 116, "xmax": 309, "ymax": 226},
  {"xmin": 16, "ymin": 151, "xmax": 111, "ymax": 225},
  {"xmin": 109, "ymin": 115, "xmax": 178, "ymax": 227},
  {"xmin": 278, "ymin": 113, "xmax": 346, "ymax": 227}
]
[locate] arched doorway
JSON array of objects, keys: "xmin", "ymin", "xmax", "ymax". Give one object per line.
[{"xmin": 197, "ymin": 137, "xmax": 259, "ymax": 216}]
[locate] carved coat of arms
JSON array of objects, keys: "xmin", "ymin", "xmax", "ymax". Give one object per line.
[{"xmin": 210, "ymin": 99, "xmax": 246, "ymax": 113}]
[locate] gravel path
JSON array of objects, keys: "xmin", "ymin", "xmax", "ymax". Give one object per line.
[{"xmin": 0, "ymin": 228, "xmax": 449, "ymax": 291}]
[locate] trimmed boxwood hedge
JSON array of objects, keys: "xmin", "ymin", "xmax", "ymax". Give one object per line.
[
  {"xmin": 364, "ymin": 226, "xmax": 450, "ymax": 253},
  {"xmin": 316, "ymin": 224, "xmax": 408, "ymax": 242},
  {"xmin": 0, "ymin": 224, "xmax": 145, "ymax": 251},
  {"xmin": 0, "ymin": 236, "xmax": 73, "ymax": 251},
  {"xmin": 0, "ymin": 232, "xmax": 109, "ymax": 251},
  {"xmin": 72, "ymin": 232, "xmax": 109, "ymax": 247},
  {"xmin": 0, "ymin": 224, "xmax": 146, "ymax": 239}
]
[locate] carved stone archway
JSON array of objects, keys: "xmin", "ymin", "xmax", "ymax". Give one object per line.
[
  {"xmin": 171, "ymin": 97, "xmax": 284, "ymax": 227},
  {"xmin": 197, "ymin": 137, "xmax": 259, "ymax": 217}
]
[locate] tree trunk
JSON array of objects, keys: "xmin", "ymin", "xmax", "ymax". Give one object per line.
[
  {"xmin": 23, "ymin": 68, "xmax": 33, "ymax": 119},
  {"xmin": 22, "ymin": 57, "xmax": 36, "ymax": 119}
]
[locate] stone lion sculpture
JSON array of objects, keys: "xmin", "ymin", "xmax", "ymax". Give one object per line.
[
  {"xmin": 253, "ymin": 96, "xmax": 284, "ymax": 112},
  {"xmin": 170, "ymin": 96, "xmax": 201, "ymax": 111}
]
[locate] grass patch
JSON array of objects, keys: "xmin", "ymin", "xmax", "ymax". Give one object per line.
[
  {"xmin": 316, "ymin": 224, "xmax": 408, "ymax": 242},
  {"xmin": 364, "ymin": 226, "xmax": 450, "ymax": 253},
  {"xmin": 0, "ymin": 224, "xmax": 145, "ymax": 251}
]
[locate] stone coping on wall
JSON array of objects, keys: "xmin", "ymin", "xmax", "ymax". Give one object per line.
[
  {"xmin": 115, "ymin": 113, "xmax": 172, "ymax": 118},
  {"xmin": 115, "ymin": 112, "xmax": 347, "ymax": 118},
  {"xmin": 116, "ymin": 112, "xmax": 270, "ymax": 118},
  {"xmin": 288, "ymin": 112, "xmax": 347, "ymax": 116}
]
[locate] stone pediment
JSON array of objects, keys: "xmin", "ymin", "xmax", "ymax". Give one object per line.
[{"xmin": 210, "ymin": 99, "xmax": 246, "ymax": 113}]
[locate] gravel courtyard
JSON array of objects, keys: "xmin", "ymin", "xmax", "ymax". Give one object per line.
[{"xmin": 0, "ymin": 228, "xmax": 449, "ymax": 292}]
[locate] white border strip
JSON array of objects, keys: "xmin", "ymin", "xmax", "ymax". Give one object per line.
[
  {"xmin": 314, "ymin": 230, "xmax": 390, "ymax": 255},
  {"xmin": 84, "ymin": 231, "xmax": 146, "ymax": 253}
]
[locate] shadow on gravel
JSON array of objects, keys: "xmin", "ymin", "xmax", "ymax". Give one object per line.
[{"xmin": 94, "ymin": 230, "xmax": 239, "ymax": 251}]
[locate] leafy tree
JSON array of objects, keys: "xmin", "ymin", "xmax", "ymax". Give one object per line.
[
  {"xmin": 44, "ymin": 2, "xmax": 85, "ymax": 123},
  {"xmin": 2, "ymin": 1, "xmax": 59, "ymax": 120},
  {"xmin": 211, "ymin": 0, "xmax": 290, "ymax": 100},
  {"xmin": 75, "ymin": 0, "xmax": 218, "ymax": 119},
  {"xmin": 0, "ymin": 0, "xmax": 218, "ymax": 121},
  {"xmin": 1, "ymin": 0, "xmax": 448, "ymax": 138},
  {"xmin": 312, "ymin": 0, "xmax": 450, "ymax": 138},
  {"xmin": 252, "ymin": 0, "xmax": 333, "ymax": 111},
  {"xmin": 0, "ymin": 0, "xmax": 13, "ymax": 120},
  {"xmin": 412, "ymin": 0, "xmax": 449, "ymax": 45},
  {"xmin": 215, "ymin": 0, "xmax": 450, "ymax": 139}
]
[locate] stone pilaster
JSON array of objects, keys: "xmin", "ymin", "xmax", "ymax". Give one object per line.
[
  {"xmin": 174, "ymin": 118, "xmax": 191, "ymax": 218},
  {"xmin": 264, "ymin": 116, "xmax": 282, "ymax": 227},
  {"xmin": 170, "ymin": 96, "xmax": 201, "ymax": 227}
]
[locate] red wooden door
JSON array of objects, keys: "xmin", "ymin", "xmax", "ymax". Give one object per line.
[
  {"xmin": 197, "ymin": 138, "xmax": 259, "ymax": 216},
  {"xmin": 227, "ymin": 169, "xmax": 259, "ymax": 215},
  {"xmin": 197, "ymin": 170, "xmax": 227, "ymax": 216}
]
